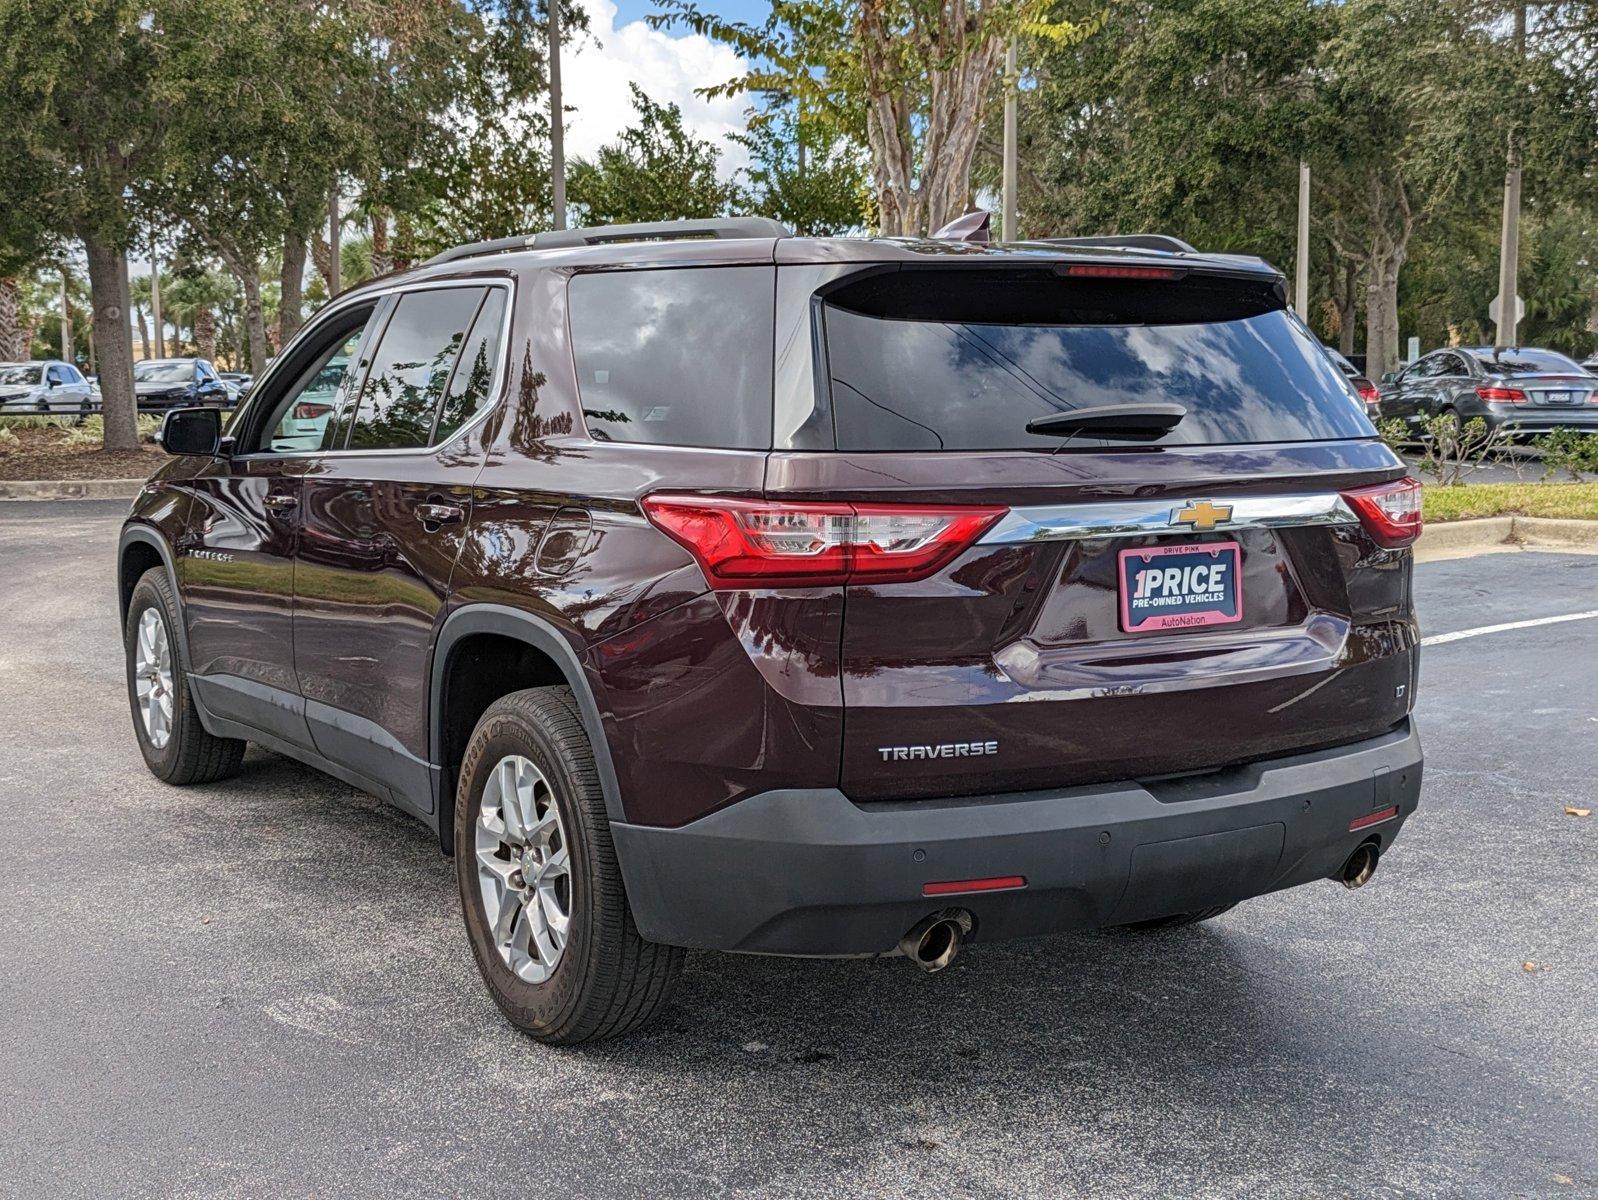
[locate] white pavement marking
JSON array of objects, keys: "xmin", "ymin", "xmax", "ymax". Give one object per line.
[{"xmin": 1422, "ymin": 609, "xmax": 1598, "ymax": 647}]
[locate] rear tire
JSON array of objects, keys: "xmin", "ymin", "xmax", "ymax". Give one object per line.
[
  {"xmin": 124, "ymin": 567, "xmax": 246, "ymax": 784},
  {"xmin": 1115, "ymin": 903, "xmax": 1236, "ymax": 932},
  {"xmin": 454, "ymin": 686, "xmax": 682, "ymax": 1044}
]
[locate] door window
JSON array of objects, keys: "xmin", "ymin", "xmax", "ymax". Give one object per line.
[
  {"xmin": 47, "ymin": 365, "xmax": 69, "ymax": 385},
  {"xmin": 344, "ymin": 288, "xmax": 486, "ymax": 452},
  {"xmin": 432, "ymin": 289, "xmax": 507, "ymax": 443},
  {"xmin": 268, "ymin": 330, "xmax": 367, "ymax": 453}
]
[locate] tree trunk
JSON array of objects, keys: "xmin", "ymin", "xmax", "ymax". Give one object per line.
[
  {"xmin": 239, "ymin": 267, "xmax": 268, "ymax": 375},
  {"xmin": 1364, "ymin": 253, "xmax": 1402, "ymax": 381},
  {"xmin": 84, "ymin": 237, "xmax": 139, "ymax": 451},
  {"xmin": 135, "ymin": 307, "xmax": 151, "ymax": 359},
  {"xmin": 195, "ymin": 305, "xmax": 217, "ymax": 362},
  {"xmin": 371, "ymin": 211, "xmax": 392, "ymax": 276},
  {"xmin": 393, "ymin": 212, "xmax": 416, "ymax": 273},
  {"xmin": 1336, "ymin": 259, "xmax": 1359, "ymax": 356},
  {"xmin": 0, "ymin": 276, "xmax": 21, "ymax": 360},
  {"xmin": 279, "ymin": 233, "xmax": 308, "ymax": 346},
  {"xmin": 311, "ymin": 235, "xmax": 333, "ymax": 290}
]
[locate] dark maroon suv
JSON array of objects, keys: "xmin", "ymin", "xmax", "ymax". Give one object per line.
[{"xmin": 119, "ymin": 218, "xmax": 1424, "ymax": 1043}]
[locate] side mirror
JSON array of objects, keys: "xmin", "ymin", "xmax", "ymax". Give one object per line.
[
  {"xmin": 47, "ymin": 377, "xmax": 60, "ymax": 389},
  {"xmin": 1380, "ymin": 372, "xmax": 1397, "ymax": 384},
  {"xmin": 238, "ymin": 382, "xmax": 253, "ymax": 398},
  {"xmin": 157, "ymin": 407, "xmax": 224, "ymax": 457}
]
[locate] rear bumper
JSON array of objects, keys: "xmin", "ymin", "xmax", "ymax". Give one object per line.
[
  {"xmin": 612, "ymin": 721, "xmax": 1423, "ymax": 955},
  {"xmin": 1486, "ymin": 409, "xmax": 1598, "ymax": 437}
]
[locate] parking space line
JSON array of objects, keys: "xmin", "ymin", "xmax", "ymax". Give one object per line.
[{"xmin": 1422, "ymin": 610, "xmax": 1598, "ymax": 647}]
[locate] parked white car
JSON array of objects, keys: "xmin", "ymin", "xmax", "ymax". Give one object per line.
[{"xmin": 0, "ymin": 360, "xmax": 96, "ymax": 418}]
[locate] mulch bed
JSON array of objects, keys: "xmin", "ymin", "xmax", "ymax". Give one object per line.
[{"xmin": 0, "ymin": 424, "xmax": 169, "ymax": 481}]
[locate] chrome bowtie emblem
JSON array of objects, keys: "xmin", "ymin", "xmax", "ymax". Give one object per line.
[{"xmin": 1171, "ymin": 500, "xmax": 1233, "ymax": 531}]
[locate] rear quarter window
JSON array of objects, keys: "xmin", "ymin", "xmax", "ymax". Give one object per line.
[
  {"xmin": 568, "ymin": 266, "xmax": 774, "ymax": 449},
  {"xmin": 820, "ymin": 267, "xmax": 1374, "ymax": 451}
]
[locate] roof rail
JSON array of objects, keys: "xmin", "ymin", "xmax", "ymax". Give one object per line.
[
  {"xmin": 424, "ymin": 217, "xmax": 793, "ymax": 266},
  {"xmin": 1041, "ymin": 234, "xmax": 1196, "ymax": 255}
]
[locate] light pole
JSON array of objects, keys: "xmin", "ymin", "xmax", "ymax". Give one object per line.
[
  {"xmin": 1001, "ymin": 40, "xmax": 1019, "ymax": 242},
  {"xmin": 1294, "ymin": 162, "xmax": 1310, "ymax": 321},
  {"xmin": 150, "ymin": 238, "xmax": 163, "ymax": 358},
  {"xmin": 549, "ymin": 0, "xmax": 567, "ymax": 231},
  {"xmin": 1494, "ymin": 3, "xmax": 1527, "ymax": 348}
]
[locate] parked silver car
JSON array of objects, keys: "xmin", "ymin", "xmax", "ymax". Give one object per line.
[{"xmin": 0, "ymin": 360, "xmax": 95, "ymax": 418}]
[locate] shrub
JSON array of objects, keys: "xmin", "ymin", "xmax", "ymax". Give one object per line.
[{"xmin": 1532, "ymin": 429, "xmax": 1598, "ymax": 482}]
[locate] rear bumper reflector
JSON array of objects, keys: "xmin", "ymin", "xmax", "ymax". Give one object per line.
[
  {"xmin": 922, "ymin": 875, "xmax": 1027, "ymax": 897},
  {"xmin": 1349, "ymin": 805, "xmax": 1400, "ymax": 832}
]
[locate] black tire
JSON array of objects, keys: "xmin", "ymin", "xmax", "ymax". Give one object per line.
[
  {"xmin": 1115, "ymin": 903, "xmax": 1236, "ymax": 932},
  {"xmin": 454, "ymin": 686, "xmax": 682, "ymax": 1045},
  {"xmin": 124, "ymin": 567, "xmax": 246, "ymax": 784}
]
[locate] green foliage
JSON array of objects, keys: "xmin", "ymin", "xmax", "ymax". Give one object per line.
[
  {"xmin": 1376, "ymin": 417, "xmax": 1413, "ymax": 456},
  {"xmin": 1531, "ymin": 429, "xmax": 1598, "ymax": 483},
  {"xmin": 568, "ymin": 86, "xmax": 740, "ymax": 225},
  {"xmin": 1415, "ymin": 413, "xmax": 1502, "ymax": 487},
  {"xmin": 734, "ymin": 107, "xmax": 868, "ymax": 235}
]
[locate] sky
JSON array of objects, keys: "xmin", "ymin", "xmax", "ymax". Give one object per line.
[{"xmin": 564, "ymin": 0, "xmax": 767, "ymax": 178}]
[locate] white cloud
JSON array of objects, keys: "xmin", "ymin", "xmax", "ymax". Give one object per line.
[{"xmin": 562, "ymin": 0, "xmax": 752, "ymax": 178}]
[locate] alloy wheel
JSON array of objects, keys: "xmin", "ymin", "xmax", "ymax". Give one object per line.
[
  {"xmin": 134, "ymin": 608, "xmax": 175, "ymax": 750},
  {"xmin": 475, "ymin": 754, "xmax": 572, "ymax": 983}
]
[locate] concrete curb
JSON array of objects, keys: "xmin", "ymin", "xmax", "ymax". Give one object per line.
[
  {"xmin": 1416, "ymin": 515, "xmax": 1598, "ymax": 561},
  {"xmin": 0, "ymin": 478, "xmax": 145, "ymax": 501}
]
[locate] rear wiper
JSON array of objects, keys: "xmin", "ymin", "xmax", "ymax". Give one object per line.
[{"xmin": 1026, "ymin": 402, "xmax": 1187, "ymax": 441}]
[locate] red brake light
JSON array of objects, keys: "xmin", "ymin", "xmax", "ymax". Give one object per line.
[
  {"xmin": 1475, "ymin": 386, "xmax": 1526, "ymax": 403},
  {"xmin": 1341, "ymin": 477, "xmax": 1423, "ymax": 548},
  {"xmin": 1062, "ymin": 264, "xmax": 1183, "ymax": 280},
  {"xmin": 922, "ymin": 875, "xmax": 1027, "ymax": 897},
  {"xmin": 1357, "ymin": 384, "xmax": 1380, "ymax": 402},
  {"xmin": 641, "ymin": 495, "xmax": 1006, "ymax": 588},
  {"xmin": 293, "ymin": 401, "xmax": 334, "ymax": 419}
]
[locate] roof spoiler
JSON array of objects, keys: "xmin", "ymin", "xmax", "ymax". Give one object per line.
[
  {"xmin": 424, "ymin": 217, "xmax": 793, "ymax": 267},
  {"xmin": 1040, "ymin": 234, "xmax": 1196, "ymax": 254}
]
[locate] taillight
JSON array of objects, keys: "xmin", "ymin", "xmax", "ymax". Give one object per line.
[
  {"xmin": 1475, "ymin": 386, "xmax": 1526, "ymax": 403},
  {"xmin": 1357, "ymin": 384, "xmax": 1380, "ymax": 403},
  {"xmin": 293, "ymin": 401, "xmax": 334, "ymax": 419},
  {"xmin": 1342, "ymin": 477, "xmax": 1423, "ymax": 548},
  {"xmin": 641, "ymin": 495, "xmax": 1006, "ymax": 588}
]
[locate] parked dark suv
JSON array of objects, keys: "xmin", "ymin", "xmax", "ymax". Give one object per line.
[{"xmin": 119, "ymin": 218, "xmax": 1424, "ymax": 1043}]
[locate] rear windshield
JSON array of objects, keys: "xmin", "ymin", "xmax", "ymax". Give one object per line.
[
  {"xmin": 821, "ymin": 268, "xmax": 1373, "ymax": 450},
  {"xmin": 1466, "ymin": 349, "xmax": 1586, "ymax": 376}
]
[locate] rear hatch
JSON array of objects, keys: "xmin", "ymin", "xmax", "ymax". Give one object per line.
[{"xmin": 770, "ymin": 261, "xmax": 1419, "ymax": 801}]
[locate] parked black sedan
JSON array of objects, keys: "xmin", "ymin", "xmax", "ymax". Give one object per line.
[
  {"xmin": 1378, "ymin": 346, "xmax": 1598, "ymax": 440},
  {"xmin": 133, "ymin": 358, "xmax": 233, "ymax": 412}
]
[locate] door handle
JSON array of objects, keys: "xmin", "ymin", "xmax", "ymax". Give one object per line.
[
  {"xmin": 264, "ymin": 493, "xmax": 299, "ymax": 511},
  {"xmin": 415, "ymin": 502, "xmax": 465, "ymax": 526}
]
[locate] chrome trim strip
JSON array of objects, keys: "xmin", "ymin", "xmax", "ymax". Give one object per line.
[{"xmin": 977, "ymin": 492, "xmax": 1359, "ymax": 544}]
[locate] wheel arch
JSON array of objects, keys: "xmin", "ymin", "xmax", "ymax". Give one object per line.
[
  {"xmin": 118, "ymin": 526, "xmax": 190, "ymax": 659},
  {"xmin": 430, "ymin": 605, "xmax": 625, "ymax": 854}
]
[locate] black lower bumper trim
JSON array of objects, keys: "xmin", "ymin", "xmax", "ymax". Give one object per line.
[{"xmin": 611, "ymin": 722, "xmax": 1423, "ymax": 956}]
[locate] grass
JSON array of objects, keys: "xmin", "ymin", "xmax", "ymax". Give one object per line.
[{"xmin": 1423, "ymin": 482, "xmax": 1598, "ymax": 523}]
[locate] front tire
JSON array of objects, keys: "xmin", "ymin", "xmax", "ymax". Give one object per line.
[
  {"xmin": 124, "ymin": 567, "xmax": 246, "ymax": 784},
  {"xmin": 454, "ymin": 687, "xmax": 682, "ymax": 1044}
]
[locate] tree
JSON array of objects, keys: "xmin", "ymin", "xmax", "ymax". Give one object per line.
[
  {"xmin": 653, "ymin": 0, "xmax": 1090, "ymax": 236},
  {"xmin": 0, "ymin": 0, "xmax": 224, "ymax": 448},
  {"xmin": 569, "ymin": 86, "xmax": 740, "ymax": 225},
  {"xmin": 735, "ymin": 105, "xmax": 869, "ymax": 235}
]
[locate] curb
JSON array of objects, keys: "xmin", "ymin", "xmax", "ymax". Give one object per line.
[
  {"xmin": 0, "ymin": 478, "xmax": 146, "ymax": 501},
  {"xmin": 1417, "ymin": 515, "xmax": 1598, "ymax": 561}
]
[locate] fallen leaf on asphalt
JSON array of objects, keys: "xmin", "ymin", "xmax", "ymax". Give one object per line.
[
  {"xmin": 1552, "ymin": 1174, "xmax": 1574, "ymax": 1186},
  {"xmin": 1523, "ymin": 961, "xmax": 1538, "ymax": 972},
  {"xmin": 1564, "ymin": 806, "xmax": 1591, "ymax": 817}
]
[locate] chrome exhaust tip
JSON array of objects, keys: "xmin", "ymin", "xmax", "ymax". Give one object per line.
[
  {"xmin": 899, "ymin": 910, "xmax": 973, "ymax": 973},
  {"xmin": 1339, "ymin": 843, "xmax": 1380, "ymax": 890}
]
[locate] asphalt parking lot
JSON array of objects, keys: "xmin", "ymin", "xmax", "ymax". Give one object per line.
[{"xmin": 2, "ymin": 501, "xmax": 1595, "ymax": 1199}]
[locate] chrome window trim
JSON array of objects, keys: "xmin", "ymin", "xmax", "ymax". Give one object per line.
[
  {"xmin": 239, "ymin": 277, "xmax": 516, "ymax": 461},
  {"xmin": 977, "ymin": 493, "xmax": 1360, "ymax": 545}
]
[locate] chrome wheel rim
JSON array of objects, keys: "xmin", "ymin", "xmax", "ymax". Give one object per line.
[
  {"xmin": 475, "ymin": 754, "xmax": 572, "ymax": 983},
  {"xmin": 134, "ymin": 608, "xmax": 175, "ymax": 750}
]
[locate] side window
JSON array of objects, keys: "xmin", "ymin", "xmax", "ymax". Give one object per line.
[
  {"xmin": 568, "ymin": 266, "xmax": 774, "ymax": 449},
  {"xmin": 268, "ymin": 327, "xmax": 369, "ymax": 453},
  {"xmin": 433, "ymin": 289, "xmax": 507, "ymax": 443},
  {"xmin": 47, "ymin": 366, "xmax": 67, "ymax": 385},
  {"xmin": 344, "ymin": 288, "xmax": 485, "ymax": 452},
  {"xmin": 1437, "ymin": 354, "xmax": 1467, "ymax": 378}
]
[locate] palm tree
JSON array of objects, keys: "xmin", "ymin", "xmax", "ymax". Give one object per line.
[
  {"xmin": 128, "ymin": 274, "xmax": 154, "ymax": 359},
  {"xmin": 167, "ymin": 271, "xmax": 238, "ymax": 363}
]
